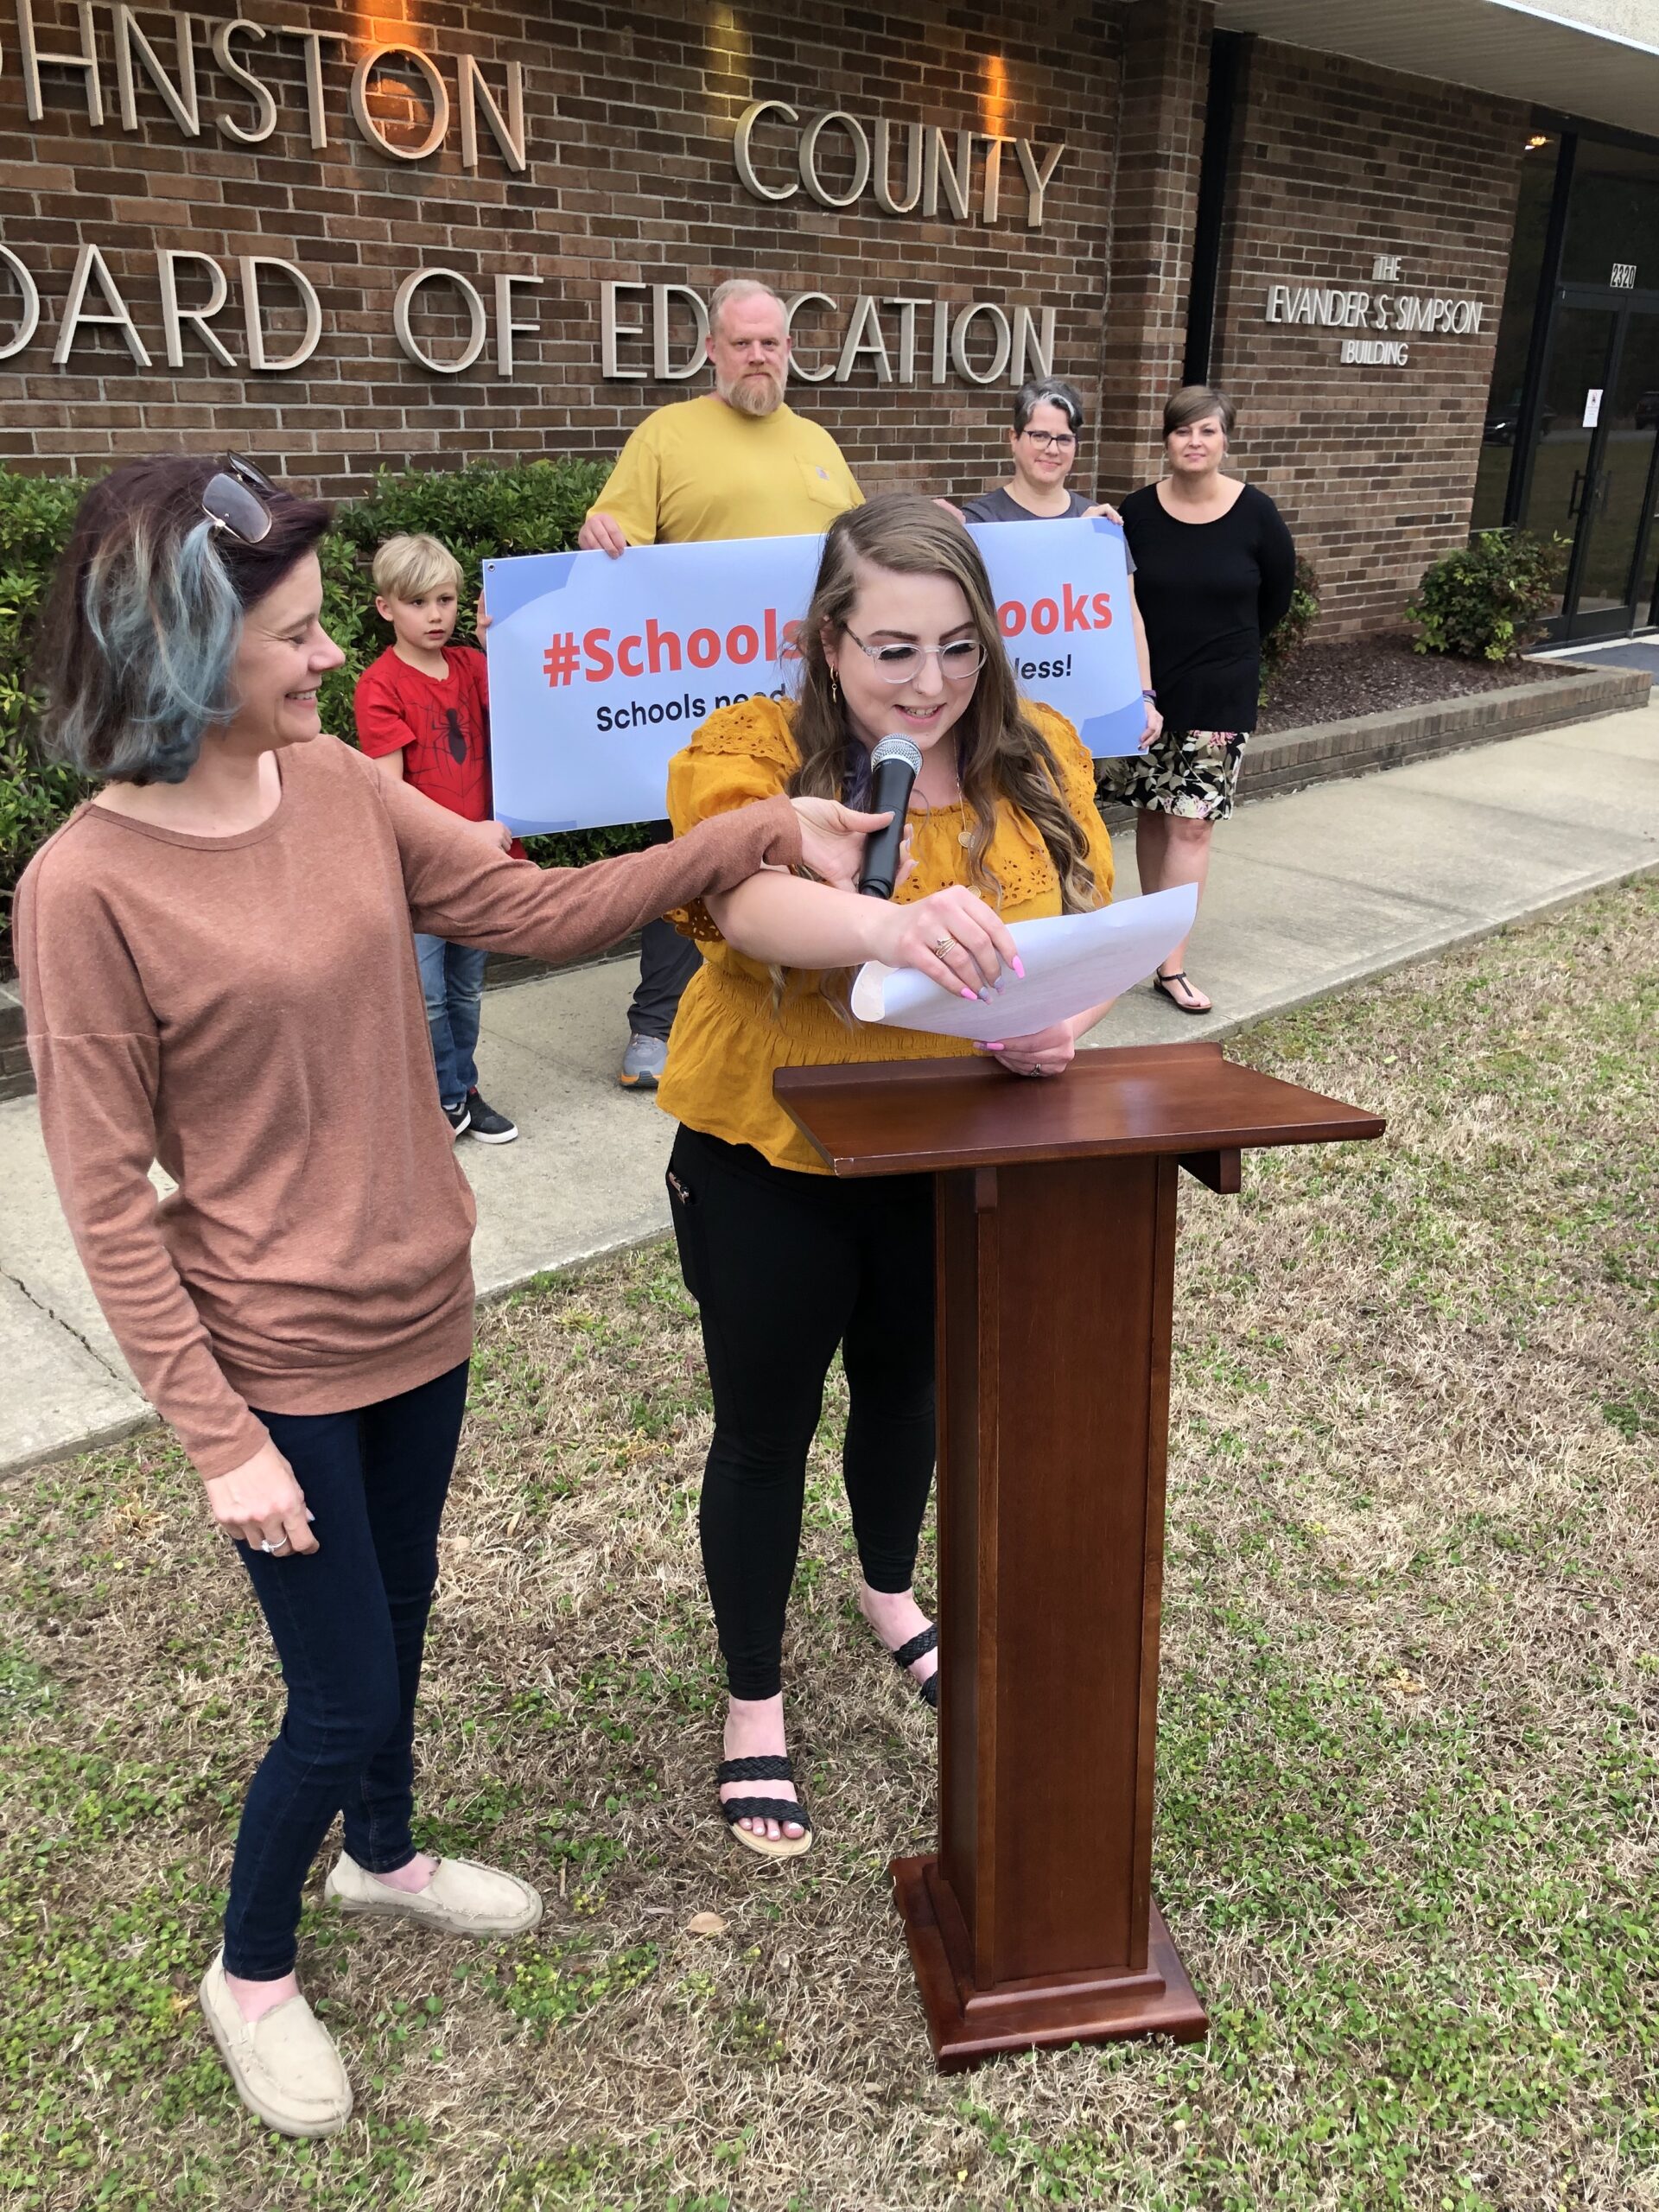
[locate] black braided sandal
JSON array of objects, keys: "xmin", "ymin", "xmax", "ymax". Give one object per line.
[
  {"xmin": 890, "ymin": 1624, "xmax": 939, "ymax": 1709},
  {"xmin": 715, "ymin": 1755, "xmax": 813, "ymax": 1861},
  {"xmin": 1152, "ymin": 969, "xmax": 1210, "ymax": 1015}
]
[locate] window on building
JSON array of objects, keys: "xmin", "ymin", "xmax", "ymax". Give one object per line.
[
  {"xmin": 1560, "ymin": 139, "xmax": 1659, "ymax": 289},
  {"xmin": 1471, "ymin": 133, "xmax": 1561, "ymax": 531}
]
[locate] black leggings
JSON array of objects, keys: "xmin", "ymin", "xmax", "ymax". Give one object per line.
[{"xmin": 667, "ymin": 1123, "xmax": 936, "ymax": 1700}]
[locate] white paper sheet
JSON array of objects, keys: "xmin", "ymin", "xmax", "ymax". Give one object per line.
[{"xmin": 849, "ymin": 885, "xmax": 1198, "ymax": 1042}]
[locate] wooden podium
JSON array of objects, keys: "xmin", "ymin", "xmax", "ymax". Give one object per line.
[{"xmin": 776, "ymin": 1040, "xmax": 1383, "ymax": 2070}]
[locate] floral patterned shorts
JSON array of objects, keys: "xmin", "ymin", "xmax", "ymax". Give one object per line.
[{"xmin": 1098, "ymin": 727, "xmax": 1248, "ymax": 822}]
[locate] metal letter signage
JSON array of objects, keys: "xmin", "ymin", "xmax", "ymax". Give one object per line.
[
  {"xmin": 8, "ymin": 15, "xmax": 1069, "ymax": 391},
  {"xmin": 350, "ymin": 45, "xmax": 450, "ymax": 162},
  {"xmin": 0, "ymin": 247, "xmax": 43, "ymax": 362},
  {"xmin": 601, "ymin": 283, "xmax": 1058, "ymax": 391},
  {"xmin": 392, "ymin": 267, "xmax": 487, "ymax": 374},
  {"xmin": 1265, "ymin": 256, "xmax": 1490, "ymax": 370},
  {"xmin": 13, "ymin": 4, "xmax": 529, "ymax": 167},
  {"xmin": 732, "ymin": 99, "xmax": 1065, "ymax": 230}
]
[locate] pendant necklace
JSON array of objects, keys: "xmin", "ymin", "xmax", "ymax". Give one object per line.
[
  {"xmin": 917, "ymin": 737, "xmax": 974, "ymax": 847},
  {"xmin": 921, "ymin": 738, "xmax": 969, "ymax": 843}
]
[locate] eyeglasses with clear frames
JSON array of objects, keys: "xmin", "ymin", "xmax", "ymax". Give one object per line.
[{"xmin": 842, "ymin": 626, "xmax": 987, "ymax": 684}]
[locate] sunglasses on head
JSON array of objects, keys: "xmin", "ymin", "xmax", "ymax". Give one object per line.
[{"xmin": 201, "ymin": 454, "xmax": 277, "ymax": 545}]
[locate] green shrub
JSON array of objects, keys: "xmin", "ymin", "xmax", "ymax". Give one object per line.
[
  {"xmin": 317, "ymin": 455, "xmax": 616, "ymax": 745},
  {"xmin": 0, "ymin": 456, "xmax": 636, "ymax": 970},
  {"xmin": 1260, "ymin": 555, "xmax": 1320, "ymax": 703},
  {"xmin": 1406, "ymin": 527, "xmax": 1567, "ymax": 662},
  {"xmin": 0, "ymin": 472, "xmax": 96, "ymax": 969}
]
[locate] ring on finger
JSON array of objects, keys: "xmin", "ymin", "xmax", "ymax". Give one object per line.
[
  {"xmin": 932, "ymin": 933, "xmax": 956, "ymax": 955},
  {"xmin": 259, "ymin": 1535, "xmax": 291, "ymax": 1554}
]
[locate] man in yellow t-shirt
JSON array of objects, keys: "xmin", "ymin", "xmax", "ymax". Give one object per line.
[{"xmin": 583, "ymin": 278, "xmax": 864, "ymax": 1089}]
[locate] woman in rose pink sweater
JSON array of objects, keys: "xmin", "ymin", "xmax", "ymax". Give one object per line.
[{"xmin": 16, "ymin": 453, "xmax": 886, "ymax": 2139}]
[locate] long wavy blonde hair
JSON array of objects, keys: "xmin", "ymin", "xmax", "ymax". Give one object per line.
[{"xmin": 789, "ymin": 493, "xmax": 1100, "ymax": 915}]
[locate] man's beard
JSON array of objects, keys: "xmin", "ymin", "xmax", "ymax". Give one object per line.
[{"xmin": 717, "ymin": 365, "xmax": 785, "ymax": 417}]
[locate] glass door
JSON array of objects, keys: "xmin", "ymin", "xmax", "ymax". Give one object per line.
[
  {"xmin": 1568, "ymin": 308, "xmax": 1659, "ymax": 638},
  {"xmin": 1520, "ymin": 299, "xmax": 1617, "ymax": 626},
  {"xmin": 1522, "ymin": 292, "xmax": 1659, "ymax": 638}
]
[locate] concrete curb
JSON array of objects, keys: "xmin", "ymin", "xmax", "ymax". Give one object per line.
[
  {"xmin": 0, "ymin": 1407, "xmax": 158, "ymax": 1480},
  {"xmin": 1236, "ymin": 661, "xmax": 1649, "ymax": 804},
  {"xmin": 1169, "ymin": 850, "xmax": 1659, "ymax": 1046},
  {"xmin": 0, "ymin": 980, "xmax": 24, "ymax": 1105}
]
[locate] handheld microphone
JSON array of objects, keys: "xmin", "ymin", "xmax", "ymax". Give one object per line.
[{"xmin": 857, "ymin": 734, "xmax": 922, "ymax": 899}]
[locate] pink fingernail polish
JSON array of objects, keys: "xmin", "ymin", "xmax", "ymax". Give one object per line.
[
  {"xmin": 1013, "ymin": 957, "xmax": 1027, "ymax": 979},
  {"xmin": 960, "ymin": 988, "xmax": 977, "ymax": 1001}
]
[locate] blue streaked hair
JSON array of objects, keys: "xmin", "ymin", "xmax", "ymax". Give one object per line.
[{"xmin": 35, "ymin": 455, "xmax": 332, "ymax": 784}]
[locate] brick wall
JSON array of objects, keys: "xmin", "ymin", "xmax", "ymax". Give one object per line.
[
  {"xmin": 1095, "ymin": 0, "xmax": 1212, "ymax": 503},
  {"xmin": 0, "ymin": 0, "xmax": 1124, "ymax": 501},
  {"xmin": 1205, "ymin": 40, "xmax": 1529, "ymax": 633},
  {"xmin": 0, "ymin": 3, "xmax": 1543, "ymax": 636}
]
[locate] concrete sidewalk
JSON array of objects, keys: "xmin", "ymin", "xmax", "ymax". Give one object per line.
[{"xmin": 3, "ymin": 701, "xmax": 1656, "ymax": 1478}]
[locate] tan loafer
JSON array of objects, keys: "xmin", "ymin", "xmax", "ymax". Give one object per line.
[
  {"xmin": 199, "ymin": 1949, "xmax": 353, "ymax": 2139},
  {"xmin": 324, "ymin": 1851, "xmax": 543, "ymax": 1937}
]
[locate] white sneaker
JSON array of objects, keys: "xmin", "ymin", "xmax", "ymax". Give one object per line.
[
  {"xmin": 324, "ymin": 1851, "xmax": 543, "ymax": 1937},
  {"xmin": 199, "ymin": 1949, "xmax": 353, "ymax": 2139}
]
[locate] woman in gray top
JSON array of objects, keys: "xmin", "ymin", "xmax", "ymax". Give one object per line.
[
  {"xmin": 962, "ymin": 378, "xmax": 1160, "ymax": 747},
  {"xmin": 963, "ymin": 378, "xmax": 1118, "ymax": 524}
]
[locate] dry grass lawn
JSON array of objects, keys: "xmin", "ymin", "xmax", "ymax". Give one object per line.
[{"xmin": 2, "ymin": 880, "xmax": 1656, "ymax": 2212}]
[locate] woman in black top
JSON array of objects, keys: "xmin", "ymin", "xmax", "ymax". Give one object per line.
[{"xmin": 1106, "ymin": 386, "xmax": 1295, "ymax": 1014}]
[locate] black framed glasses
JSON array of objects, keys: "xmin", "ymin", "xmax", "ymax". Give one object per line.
[
  {"xmin": 1021, "ymin": 429, "xmax": 1077, "ymax": 454},
  {"xmin": 202, "ymin": 453, "xmax": 276, "ymax": 544},
  {"xmin": 843, "ymin": 626, "xmax": 986, "ymax": 683}
]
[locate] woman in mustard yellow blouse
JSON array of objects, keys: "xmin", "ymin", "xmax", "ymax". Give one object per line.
[{"xmin": 659, "ymin": 494, "xmax": 1117, "ymax": 1859}]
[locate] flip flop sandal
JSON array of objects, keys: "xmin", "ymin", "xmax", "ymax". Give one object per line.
[
  {"xmin": 1152, "ymin": 969, "xmax": 1210, "ymax": 1015},
  {"xmin": 716, "ymin": 1755, "xmax": 813, "ymax": 1861},
  {"xmin": 890, "ymin": 1624, "xmax": 939, "ymax": 1709}
]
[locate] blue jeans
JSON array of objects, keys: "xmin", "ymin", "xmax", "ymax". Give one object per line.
[
  {"xmin": 221, "ymin": 1362, "xmax": 469, "ymax": 1981},
  {"xmin": 415, "ymin": 933, "xmax": 488, "ymax": 1107}
]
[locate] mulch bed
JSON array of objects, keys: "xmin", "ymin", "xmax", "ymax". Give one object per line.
[{"xmin": 1257, "ymin": 632, "xmax": 1574, "ymax": 734}]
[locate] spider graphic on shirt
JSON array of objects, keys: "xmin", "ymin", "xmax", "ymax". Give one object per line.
[{"xmin": 404, "ymin": 692, "xmax": 485, "ymax": 813}]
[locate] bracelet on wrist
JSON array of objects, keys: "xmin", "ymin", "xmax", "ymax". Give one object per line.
[{"xmin": 1141, "ymin": 688, "xmax": 1158, "ymax": 702}]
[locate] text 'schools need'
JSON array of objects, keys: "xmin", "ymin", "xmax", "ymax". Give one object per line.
[{"xmin": 485, "ymin": 516, "xmax": 1143, "ymax": 833}]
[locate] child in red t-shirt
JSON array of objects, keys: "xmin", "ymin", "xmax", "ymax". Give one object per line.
[{"xmin": 356, "ymin": 533, "xmax": 520, "ymax": 1144}]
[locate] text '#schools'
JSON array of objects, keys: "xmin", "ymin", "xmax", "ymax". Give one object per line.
[{"xmin": 544, "ymin": 586, "xmax": 1116, "ymax": 691}]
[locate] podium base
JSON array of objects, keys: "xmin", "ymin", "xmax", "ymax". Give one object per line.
[{"xmin": 890, "ymin": 1855, "xmax": 1209, "ymax": 2070}]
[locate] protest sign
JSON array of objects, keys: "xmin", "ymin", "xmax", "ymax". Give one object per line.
[{"xmin": 484, "ymin": 514, "xmax": 1143, "ymax": 834}]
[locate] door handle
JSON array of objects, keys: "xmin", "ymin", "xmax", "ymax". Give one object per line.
[{"xmin": 1568, "ymin": 467, "xmax": 1587, "ymax": 518}]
